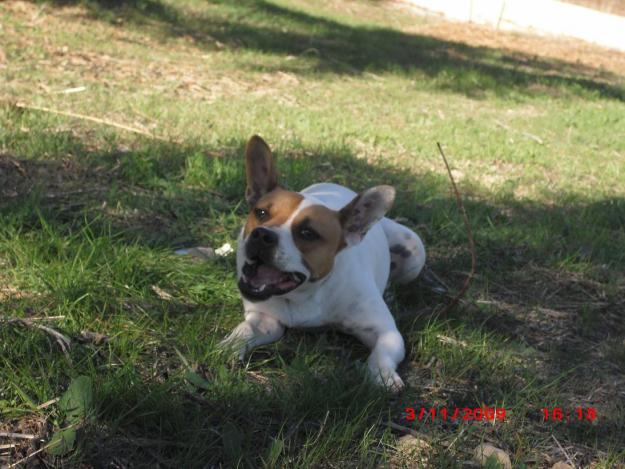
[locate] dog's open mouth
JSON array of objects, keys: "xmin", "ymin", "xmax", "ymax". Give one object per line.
[{"xmin": 238, "ymin": 260, "xmax": 306, "ymax": 301}]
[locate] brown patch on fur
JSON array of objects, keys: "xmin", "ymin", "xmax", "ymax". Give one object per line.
[
  {"xmin": 292, "ymin": 205, "xmax": 344, "ymax": 280},
  {"xmin": 390, "ymin": 244, "xmax": 412, "ymax": 259},
  {"xmin": 244, "ymin": 188, "xmax": 303, "ymax": 236}
]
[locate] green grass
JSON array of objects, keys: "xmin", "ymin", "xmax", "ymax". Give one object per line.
[{"xmin": 1, "ymin": 0, "xmax": 625, "ymax": 466}]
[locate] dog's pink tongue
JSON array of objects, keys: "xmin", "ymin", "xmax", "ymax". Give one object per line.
[{"xmin": 251, "ymin": 264, "xmax": 284, "ymax": 287}]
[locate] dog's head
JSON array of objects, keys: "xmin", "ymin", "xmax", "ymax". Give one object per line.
[{"xmin": 237, "ymin": 136, "xmax": 395, "ymax": 302}]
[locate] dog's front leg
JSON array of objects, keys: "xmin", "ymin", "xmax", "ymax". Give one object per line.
[
  {"xmin": 367, "ymin": 328, "xmax": 406, "ymax": 392},
  {"xmin": 220, "ymin": 312, "xmax": 285, "ymax": 361},
  {"xmin": 348, "ymin": 304, "xmax": 406, "ymax": 393}
]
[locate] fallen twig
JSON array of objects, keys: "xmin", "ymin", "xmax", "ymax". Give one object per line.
[
  {"xmin": 436, "ymin": 142, "xmax": 477, "ymax": 315},
  {"xmin": 5, "ymin": 445, "xmax": 46, "ymax": 469},
  {"xmin": 494, "ymin": 119, "xmax": 543, "ymax": 144},
  {"xmin": 37, "ymin": 397, "xmax": 60, "ymax": 410},
  {"xmin": 2, "ymin": 318, "xmax": 71, "ymax": 361},
  {"xmin": 34, "ymin": 324, "xmax": 71, "ymax": 359},
  {"xmin": 10, "ymin": 102, "xmax": 173, "ymax": 142},
  {"xmin": 384, "ymin": 421, "xmax": 431, "ymax": 441},
  {"xmin": 0, "ymin": 315, "xmax": 65, "ymax": 323},
  {"xmin": 552, "ymin": 434, "xmax": 577, "ymax": 469},
  {"xmin": 0, "ymin": 432, "xmax": 37, "ymax": 440}
]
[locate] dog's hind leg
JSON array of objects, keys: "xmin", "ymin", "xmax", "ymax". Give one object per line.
[{"xmin": 380, "ymin": 218, "xmax": 426, "ymax": 285}]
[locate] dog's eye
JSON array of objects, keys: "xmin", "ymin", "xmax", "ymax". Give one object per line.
[
  {"xmin": 254, "ymin": 208, "xmax": 269, "ymax": 221},
  {"xmin": 298, "ymin": 226, "xmax": 320, "ymax": 241}
]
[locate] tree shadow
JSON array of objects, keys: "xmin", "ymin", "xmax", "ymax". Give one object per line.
[
  {"xmin": 2, "ymin": 133, "xmax": 624, "ymax": 465},
  {"xmin": 2, "ymin": 133, "xmax": 623, "ymax": 354},
  {"xmin": 41, "ymin": 0, "xmax": 625, "ymax": 101}
]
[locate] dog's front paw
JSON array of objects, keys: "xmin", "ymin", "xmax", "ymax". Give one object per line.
[
  {"xmin": 218, "ymin": 336, "xmax": 247, "ymax": 361},
  {"xmin": 373, "ymin": 369, "xmax": 405, "ymax": 394},
  {"xmin": 219, "ymin": 324, "xmax": 254, "ymax": 361}
]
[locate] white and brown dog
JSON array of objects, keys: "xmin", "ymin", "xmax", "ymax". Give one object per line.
[{"xmin": 221, "ymin": 136, "xmax": 426, "ymax": 391}]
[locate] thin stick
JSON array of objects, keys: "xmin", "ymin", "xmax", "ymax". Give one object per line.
[
  {"xmin": 2, "ymin": 318, "xmax": 71, "ymax": 360},
  {"xmin": 0, "ymin": 433, "xmax": 36, "ymax": 440},
  {"xmin": 0, "ymin": 315, "xmax": 65, "ymax": 323},
  {"xmin": 436, "ymin": 142, "xmax": 477, "ymax": 315},
  {"xmin": 552, "ymin": 434, "xmax": 576, "ymax": 468},
  {"xmin": 34, "ymin": 324, "xmax": 71, "ymax": 359},
  {"xmin": 37, "ymin": 397, "xmax": 60, "ymax": 410},
  {"xmin": 5, "ymin": 445, "xmax": 46, "ymax": 468},
  {"xmin": 12, "ymin": 102, "xmax": 172, "ymax": 142},
  {"xmin": 384, "ymin": 421, "xmax": 430, "ymax": 441}
]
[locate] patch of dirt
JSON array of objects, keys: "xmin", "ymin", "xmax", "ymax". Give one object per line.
[
  {"xmin": 562, "ymin": 0, "xmax": 625, "ymax": 17},
  {"xmin": 473, "ymin": 263, "xmax": 625, "ymax": 453},
  {"xmin": 0, "ymin": 416, "xmax": 50, "ymax": 467},
  {"xmin": 394, "ymin": 0, "xmax": 625, "ymax": 77},
  {"xmin": 1, "ymin": 1, "xmax": 301, "ymax": 107}
]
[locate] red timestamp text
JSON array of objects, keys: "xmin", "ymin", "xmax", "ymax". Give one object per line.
[
  {"xmin": 403, "ymin": 407, "xmax": 507, "ymax": 422},
  {"xmin": 542, "ymin": 407, "xmax": 597, "ymax": 422}
]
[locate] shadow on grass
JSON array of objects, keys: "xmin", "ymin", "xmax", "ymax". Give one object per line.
[
  {"xmin": 1, "ymin": 131, "xmax": 624, "ymax": 465},
  {"xmin": 39, "ymin": 0, "xmax": 625, "ymax": 101},
  {"xmin": 2, "ymin": 131, "xmax": 623, "ymax": 355}
]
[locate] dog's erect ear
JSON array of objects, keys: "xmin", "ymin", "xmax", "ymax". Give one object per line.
[
  {"xmin": 339, "ymin": 185, "xmax": 395, "ymax": 247},
  {"xmin": 245, "ymin": 135, "xmax": 278, "ymax": 205}
]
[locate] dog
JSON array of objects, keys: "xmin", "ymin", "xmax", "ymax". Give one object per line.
[{"xmin": 220, "ymin": 135, "xmax": 426, "ymax": 391}]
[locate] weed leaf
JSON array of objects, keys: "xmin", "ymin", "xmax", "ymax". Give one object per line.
[
  {"xmin": 222, "ymin": 422, "xmax": 243, "ymax": 462},
  {"xmin": 185, "ymin": 370, "xmax": 212, "ymax": 390},
  {"xmin": 59, "ymin": 375, "xmax": 94, "ymax": 423},
  {"xmin": 47, "ymin": 427, "xmax": 77, "ymax": 456}
]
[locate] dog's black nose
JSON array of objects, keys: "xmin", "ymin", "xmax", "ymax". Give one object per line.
[{"xmin": 249, "ymin": 227, "xmax": 278, "ymax": 248}]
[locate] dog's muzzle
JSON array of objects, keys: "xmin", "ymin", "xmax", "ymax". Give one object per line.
[{"xmin": 239, "ymin": 227, "xmax": 306, "ymax": 302}]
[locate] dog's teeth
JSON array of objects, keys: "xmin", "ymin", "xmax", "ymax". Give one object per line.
[{"xmin": 258, "ymin": 284, "xmax": 267, "ymax": 292}]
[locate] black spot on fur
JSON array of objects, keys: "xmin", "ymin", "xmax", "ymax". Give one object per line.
[{"xmin": 390, "ymin": 244, "xmax": 411, "ymax": 258}]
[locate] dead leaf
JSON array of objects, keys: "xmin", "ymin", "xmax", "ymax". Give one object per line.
[
  {"xmin": 151, "ymin": 285, "xmax": 173, "ymax": 301},
  {"xmin": 551, "ymin": 462, "xmax": 574, "ymax": 469},
  {"xmin": 79, "ymin": 330, "xmax": 109, "ymax": 345},
  {"xmin": 473, "ymin": 443, "xmax": 512, "ymax": 469},
  {"xmin": 174, "ymin": 246, "xmax": 216, "ymax": 260}
]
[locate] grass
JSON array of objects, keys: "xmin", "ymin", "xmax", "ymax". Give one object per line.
[{"xmin": 1, "ymin": 0, "xmax": 625, "ymax": 466}]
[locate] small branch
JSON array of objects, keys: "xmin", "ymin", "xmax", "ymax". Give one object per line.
[
  {"xmin": 37, "ymin": 397, "xmax": 60, "ymax": 410},
  {"xmin": 383, "ymin": 421, "xmax": 431, "ymax": 441},
  {"xmin": 0, "ymin": 315, "xmax": 65, "ymax": 323},
  {"xmin": 2, "ymin": 318, "xmax": 71, "ymax": 361},
  {"xmin": 0, "ymin": 432, "xmax": 37, "ymax": 440},
  {"xmin": 552, "ymin": 434, "xmax": 577, "ymax": 469},
  {"xmin": 34, "ymin": 324, "xmax": 71, "ymax": 359},
  {"xmin": 521, "ymin": 131, "xmax": 544, "ymax": 145},
  {"xmin": 436, "ymin": 142, "xmax": 477, "ymax": 315},
  {"xmin": 5, "ymin": 445, "xmax": 46, "ymax": 468},
  {"xmin": 10, "ymin": 102, "xmax": 173, "ymax": 143}
]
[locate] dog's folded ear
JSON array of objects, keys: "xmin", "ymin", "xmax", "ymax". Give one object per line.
[
  {"xmin": 245, "ymin": 135, "xmax": 278, "ymax": 205},
  {"xmin": 339, "ymin": 185, "xmax": 395, "ymax": 247}
]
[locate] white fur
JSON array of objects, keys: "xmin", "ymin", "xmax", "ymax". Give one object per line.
[{"xmin": 223, "ymin": 183, "xmax": 426, "ymax": 392}]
